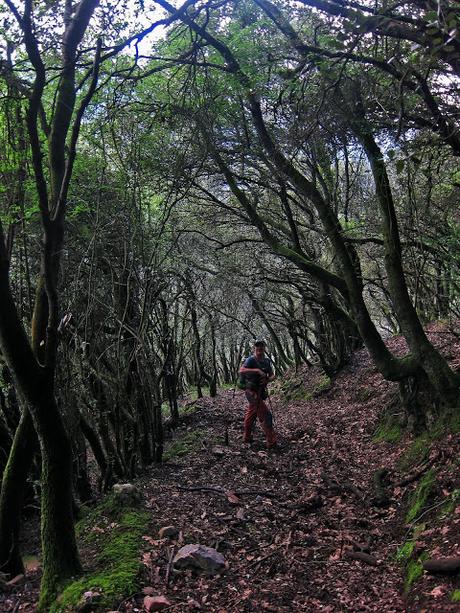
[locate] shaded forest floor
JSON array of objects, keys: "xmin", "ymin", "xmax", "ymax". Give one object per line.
[{"xmin": 4, "ymin": 322, "xmax": 460, "ymax": 612}]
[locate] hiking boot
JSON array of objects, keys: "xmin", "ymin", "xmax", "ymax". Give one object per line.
[{"xmin": 267, "ymin": 442, "xmax": 285, "ymax": 453}]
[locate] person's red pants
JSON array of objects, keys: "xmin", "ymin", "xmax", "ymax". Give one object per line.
[{"xmin": 243, "ymin": 389, "xmax": 277, "ymax": 447}]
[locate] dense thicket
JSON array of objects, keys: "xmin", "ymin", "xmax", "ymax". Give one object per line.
[{"xmin": 0, "ymin": 0, "xmax": 458, "ymax": 607}]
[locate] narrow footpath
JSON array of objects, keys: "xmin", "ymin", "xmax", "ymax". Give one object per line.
[
  {"xmin": 133, "ymin": 325, "xmax": 460, "ymax": 612},
  {"xmin": 5, "ymin": 324, "xmax": 460, "ymax": 612},
  {"xmin": 135, "ymin": 366, "xmax": 406, "ymax": 612}
]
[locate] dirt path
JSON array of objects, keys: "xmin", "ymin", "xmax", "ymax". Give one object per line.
[
  {"xmin": 4, "ymin": 323, "xmax": 460, "ymax": 612},
  {"xmin": 135, "ymin": 360, "xmax": 408, "ymax": 612}
]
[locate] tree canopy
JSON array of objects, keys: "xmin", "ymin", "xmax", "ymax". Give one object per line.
[{"xmin": 0, "ymin": 0, "xmax": 459, "ymax": 609}]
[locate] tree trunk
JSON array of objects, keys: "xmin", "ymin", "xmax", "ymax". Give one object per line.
[
  {"xmin": 0, "ymin": 410, "xmax": 36, "ymax": 577},
  {"xmin": 28, "ymin": 391, "xmax": 81, "ymax": 610},
  {"xmin": 0, "ymin": 415, "xmax": 12, "ymax": 478},
  {"xmin": 208, "ymin": 319, "xmax": 218, "ymax": 397},
  {"xmin": 357, "ymin": 125, "xmax": 459, "ymax": 407},
  {"xmin": 74, "ymin": 430, "xmax": 92, "ymax": 503},
  {"xmin": 79, "ymin": 414, "xmax": 108, "ymax": 490}
]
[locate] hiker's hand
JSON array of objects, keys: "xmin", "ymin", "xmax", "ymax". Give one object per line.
[{"xmin": 258, "ymin": 369, "xmax": 266, "ymax": 377}]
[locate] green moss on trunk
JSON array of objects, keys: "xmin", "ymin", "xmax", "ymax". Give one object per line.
[{"xmin": 37, "ymin": 402, "xmax": 82, "ymax": 611}]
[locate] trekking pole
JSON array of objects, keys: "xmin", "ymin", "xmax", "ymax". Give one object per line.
[
  {"xmin": 232, "ymin": 369, "xmax": 239, "ymax": 400},
  {"xmin": 267, "ymin": 390, "xmax": 275, "ymax": 425},
  {"xmin": 228, "ymin": 368, "xmax": 242, "ymax": 446}
]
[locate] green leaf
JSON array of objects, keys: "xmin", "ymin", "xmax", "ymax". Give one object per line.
[{"xmin": 424, "ymin": 11, "xmax": 438, "ymax": 22}]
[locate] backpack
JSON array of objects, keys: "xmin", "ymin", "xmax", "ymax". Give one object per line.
[
  {"xmin": 236, "ymin": 356, "xmax": 271, "ymax": 393},
  {"xmin": 237, "ymin": 372, "xmax": 247, "ymax": 390}
]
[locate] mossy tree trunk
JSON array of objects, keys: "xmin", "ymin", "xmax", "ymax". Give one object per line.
[
  {"xmin": 208, "ymin": 317, "xmax": 218, "ymax": 397},
  {"xmin": 354, "ymin": 122, "xmax": 459, "ymax": 410},
  {"xmin": 0, "ymin": 0, "xmax": 101, "ymax": 606},
  {"xmin": 159, "ymin": 298, "xmax": 180, "ymax": 426},
  {"xmin": 185, "ymin": 280, "xmax": 211, "ymax": 395},
  {"xmin": 0, "ymin": 266, "xmax": 82, "ymax": 603},
  {"xmin": 36, "ymin": 390, "xmax": 82, "ymax": 608},
  {"xmin": 0, "ymin": 410, "xmax": 36, "ymax": 576}
]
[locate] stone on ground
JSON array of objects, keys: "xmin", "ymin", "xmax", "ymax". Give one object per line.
[
  {"xmin": 173, "ymin": 544, "xmax": 226, "ymax": 574},
  {"xmin": 112, "ymin": 483, "xmax": 142, "ymax": 505},
  {"xmin": 143, "ymin": 595, "xmax": 172, "ymax": 611}
]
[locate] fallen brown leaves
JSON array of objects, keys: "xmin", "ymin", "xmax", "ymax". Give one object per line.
[{"xmin": 4, "ymin": 321, "xmax": 460, "ymax": 612}]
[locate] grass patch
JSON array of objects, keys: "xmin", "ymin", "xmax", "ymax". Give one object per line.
[
  {"xmin": 282, "ymin": 374, "xmax": 331, "ymax": 402},
  {"xmin": 439, "ymin": 489, "xmax": 460, "ymax": 518},
  {"xmin": 162, "ymin": 401, "xmax": 199, "ymax": 419},
  {"xmin": 311, "ymin": 375, "xmax": 331, "ymax": 397},
  {"xmin": 219, "ymin": 383, "xmax": 235, "ymax": 391},
  {"xmin": 404, "ymin": 554, "xmax": 428, "ymax": 592},
  {"xmin": 395, "ymin": 541, "xmax": 416, "ymax": 564},
  {"xmin": 163, "ymin": 429, "xmax": 207, "ymax": 461},
  {"xmin": 452, "ymin": 590, "xmax": 460, "ymax": 603},
  {"xmin": 189, "ymin": 386, "xmax": 209, "ymax": 401},
  {"xmin": 51, "ymin": 497, "xmax": 149, "ymax": 612},
  {"xmin": 395, "ymin": 534, "xmax": 429, "ymax": 594},
  {"xmin": 373, "ymin": 412, "xmax": 402, "ymax": 443},
  {"xmin": 373, "ymin": 393, "xmax": 460, "ymax": 448},
  {"xmin": 430, "ymin": 407, "xmax": 460, "ymax": 439},
  {"xmin": 291, "ymin": 386, "xmax": 314, "ymax": 401},
  {"xmin": 180, "ymin": 403, "xmax": 199, "ymax": 417},
  {"xmin": 405, "ymin": 469, "xmax": 436, "ymax": 524},
  {"xmin": 396, "ymin": 435, "xmax": 430, "ymax": 472}
]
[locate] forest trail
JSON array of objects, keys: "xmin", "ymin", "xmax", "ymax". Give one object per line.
[
  {"xmin": 138, "ymin": 386, "xmax": 404, "ymax": 611},
  {"xmin": 138, "ymin": 371, "xmax": 407, "ymax": 612},
  {"xmin": 134, "ymin": 325, "xmax": 460, "ymax": 612},
  {"xmin": 5, "ymin": 325, "xmax": 460, "ymax": 612}
]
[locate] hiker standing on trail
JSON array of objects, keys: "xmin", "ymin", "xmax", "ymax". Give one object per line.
[{"xmin": 239, "ymin": 339, "xmax": 277, "ymax": 449}]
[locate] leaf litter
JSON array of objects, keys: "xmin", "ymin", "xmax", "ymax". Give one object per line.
[{"xmin": 3, "ymin": 321, "xmax": 460, "ymax": 612}]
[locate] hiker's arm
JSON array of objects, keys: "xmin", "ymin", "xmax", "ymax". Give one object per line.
[
  {"xmin": 265, "ymin": 363, "xmax": 275, "ymax": 382},
  {"xmin": 239, "ymin": 365, "xmax": 266, "ymax": 376}
]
